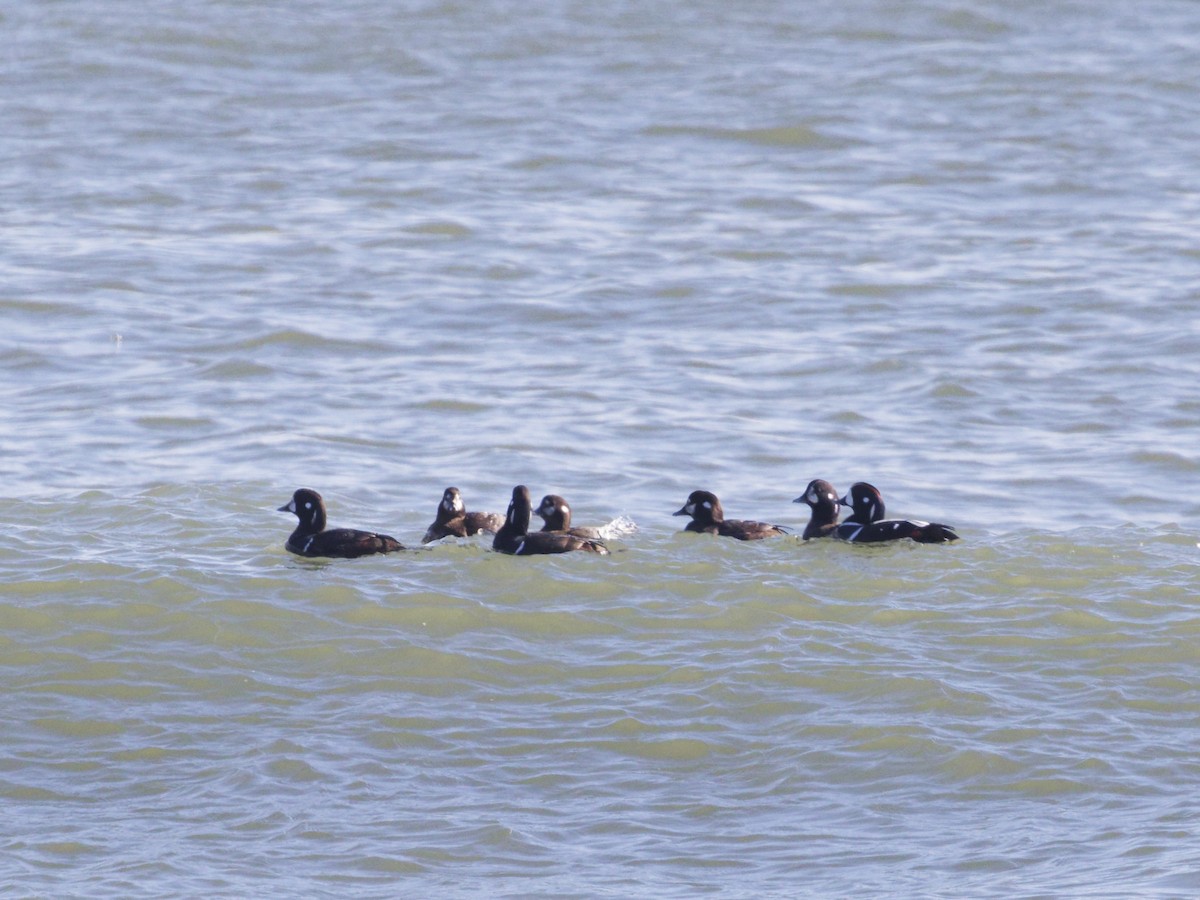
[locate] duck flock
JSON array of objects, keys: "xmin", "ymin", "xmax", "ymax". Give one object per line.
[{"xmin": 278, "ymin": 480, "xmax": 959, "ymax": 559}]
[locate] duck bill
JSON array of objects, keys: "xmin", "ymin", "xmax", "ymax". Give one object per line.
[
  {"xmin": 672, "ymin": 506, "xmax": 689, "ymax": 517},
  {"xmin": 277, "ymin": 500, "xmax": 295, "ymax": 513}
]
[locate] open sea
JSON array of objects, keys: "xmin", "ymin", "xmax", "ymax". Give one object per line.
[{"xmin": 3, "ymin": 1, "xmax": 1199, "ymax": 896}]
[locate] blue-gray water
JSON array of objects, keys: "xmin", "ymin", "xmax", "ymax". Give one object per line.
[{"xmin": 3, "ymin": 1, "xmax": 1199, "ymax": 896}]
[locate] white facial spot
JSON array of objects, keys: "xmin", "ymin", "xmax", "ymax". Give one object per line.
[
  {"xmin": 826, "ymin": 492, "xmax": 836, "ymax": 502},
  {"xmin": 561, "ymin": 504, "xmax": 570, "ymax": 515},
  {"xmin": 701, "ymin": 501, "xmax": 712, "ymax": 510},
  {"xmin": 684, "ymin": 502, "xmax": 695, "ymax": 515},
  {"xmin": 285, "ymin": 499, "xmax": 296, "ymax": 513}
]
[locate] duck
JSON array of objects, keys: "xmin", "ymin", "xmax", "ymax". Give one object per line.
[
  {"xmin": 838, "ymin": 481, "xmax": 959, "ymax": 543},
  {"xmin": 278, "ymin": 488, "xmax": 404, "ymax": 558},
  {"xmin": 422, "ymin": 487, "xmax": 505, "ymax": 543},
  {"xmin": 672, "ymin": 489, "xmax": 788, "ymax": 540},
  {"xmin": 534, "ymin": 493, "xmax": 637, "ymax": 541},
  {"xmin": 493, "ymin": 485, "xmax": 610, "ymax": 555},
  {"xmin": 793, "ymin": 479, "xmax": 843, "ymax": 540}
]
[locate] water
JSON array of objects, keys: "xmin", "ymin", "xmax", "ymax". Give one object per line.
[{"xmin": 3, "ymin": 0, "xmax": 1200, "ymax": 895}]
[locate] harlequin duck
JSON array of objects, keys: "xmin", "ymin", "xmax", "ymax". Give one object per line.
[
  {"xmin": 534, "ymin": 494, "xmax": 638, "ymax": 541},
  {"xmin": 278, "ymin": 488, "xmax": 404, "ymax": 558},
  {"xmin": 422, "ymin": 487, "xmax": 505, "ymax": 543},
  {"xmin": 793, "ymin": 479, "xmax": 843, "ymax": 540},
  {"xmin": 839, "ymin": 481, "xmax": 959, "ymax": 543},
  {"xmin": 493, "ymin": 485, "xmax": 610, "ymax": 556},
  {"xmin": 672, "ymin": 490, "xmax": 788, "ymax": 540}
]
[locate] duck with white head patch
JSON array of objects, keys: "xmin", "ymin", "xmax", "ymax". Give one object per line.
[
  {"xmin": 673, "ymin": 489, "xmax": 788, "ymax": 540},
  {"xmin": 535, "ymin": 493, "xmax": 638, "ymax": 541},
  {"xmin": 278, "ymin": 488, "xmax": 404, "ymax": 558},
  {"xmin": 838, "ymin": 481, "xmax": 959, "ymax": 543},
  {"xmin": 422, "ymin": 487, "xmax": 505, "ymax": 543},
  {"xmin": 794, "ymin": 479, "xmax": 843, "ymax": 540}
]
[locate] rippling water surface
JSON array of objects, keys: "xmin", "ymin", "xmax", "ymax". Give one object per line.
[{"xmin": 3, "ymin": 1, "xmax": 1199, "ymax": 896}]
